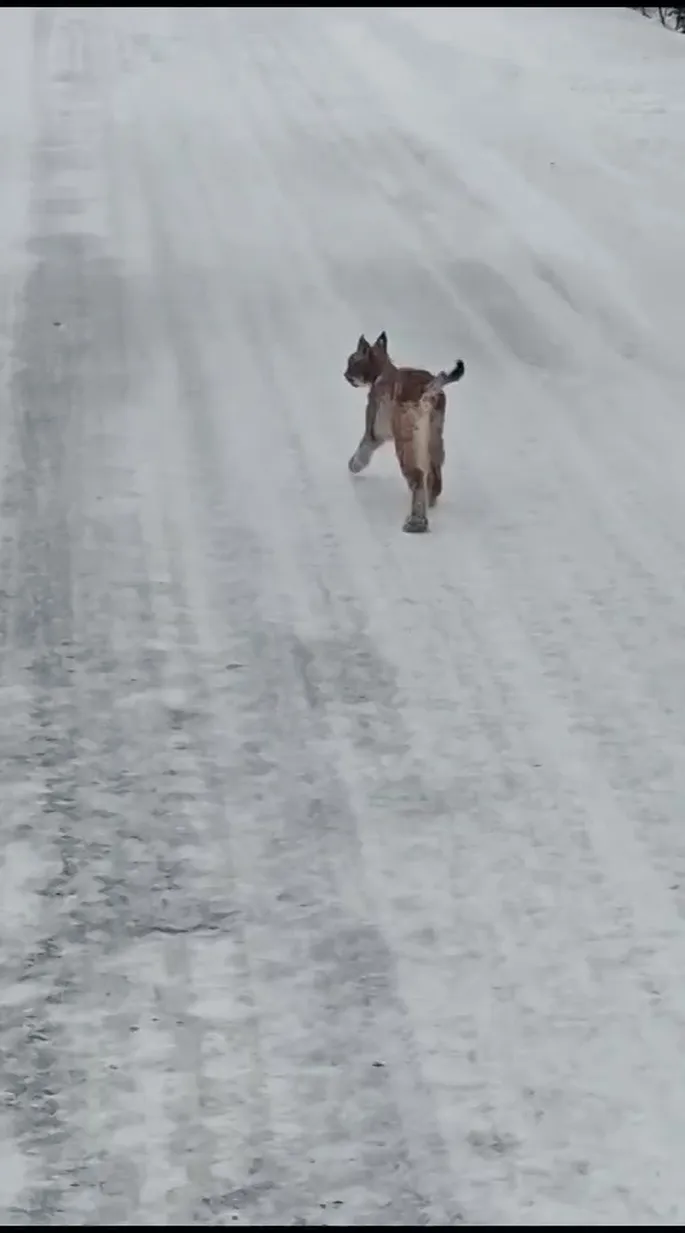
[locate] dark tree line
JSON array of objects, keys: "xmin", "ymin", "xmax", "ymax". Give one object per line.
[{"xmin": 630, "ymin": 6, "xmax": 685, "ymax": 30}]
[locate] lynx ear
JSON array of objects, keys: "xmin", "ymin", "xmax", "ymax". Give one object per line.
[
  {"xmin": 374, "ymin": 331, "xmax": 388, "ymax": 352},
  {"xmin": 357, "ymin": 334, "xmax": 370, "ymax": 353}
]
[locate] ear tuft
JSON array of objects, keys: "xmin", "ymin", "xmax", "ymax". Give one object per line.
[
  {"xmin": 375, "ymin": 331, "xmax": 388, "ymax": 352},
  {"xmin": 357, "ymin": 334, "xmax": 369, "ymax": 352}
]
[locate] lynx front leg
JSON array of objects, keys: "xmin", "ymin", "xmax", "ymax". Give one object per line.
[
  {"xmin": 348, "ymin": 433, "xmax": 381, "ymax": 474},
  {"xmin": 348, "ymin": 393, "xmax": 386, "ymax": 474}
]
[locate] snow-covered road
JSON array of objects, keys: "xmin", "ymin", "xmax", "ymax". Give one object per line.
[{"xmin": 3, "ymin": 4, "xmax": 685, "ymax": 1224}]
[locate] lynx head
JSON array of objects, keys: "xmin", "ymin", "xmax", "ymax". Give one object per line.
[{"xmin": 344, "ymin": 331, "xmax": 388, "ymax": 388}]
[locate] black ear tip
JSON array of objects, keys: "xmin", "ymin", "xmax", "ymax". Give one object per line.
[{"xmin": 376, "ymin": 330, "xmax": 388, "ymax": 348}]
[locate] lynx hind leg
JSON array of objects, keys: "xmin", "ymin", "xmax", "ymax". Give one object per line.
[
  {"xmin": 428, "ymin": 465, "xmax": 442, "ymax": 507},
  {"xmin": 395, "ymin": 405, "xmax": 430, "ymax": 534},
  {"xmin": 428, "ymin": 403, "xmax": 446, "ymax": 508},
  {"xmin": 404, "ymin": 497, "xmax": 429, "ymax": 534}
]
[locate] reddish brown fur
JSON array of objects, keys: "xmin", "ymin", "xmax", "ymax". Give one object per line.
[{"xmin": 345, "ymin": 332, "xmax": 462, "ymax": 533}]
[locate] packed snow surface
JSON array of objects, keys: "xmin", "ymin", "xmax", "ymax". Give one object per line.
[{"xmin": 2, "ymin": 4, "xmax": 685, "ymax": 1225}]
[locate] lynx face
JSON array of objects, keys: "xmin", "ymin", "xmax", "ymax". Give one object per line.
[{"xmin": 344, "ymin": 331, "xmax": 388, "ymax": 388}]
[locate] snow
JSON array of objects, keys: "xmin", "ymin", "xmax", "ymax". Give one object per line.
[{"xmin": 2, "ymin": 3, "xmax": 685, "ymax": 1224}]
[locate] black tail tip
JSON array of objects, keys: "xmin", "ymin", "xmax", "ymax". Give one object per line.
[{"xmin": 449, "ymin": 359, "xmax": 465, "ymax": 382}]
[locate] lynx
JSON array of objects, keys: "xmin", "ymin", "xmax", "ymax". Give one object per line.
[{"xmin": 344, "ymin": 331, "xmax": 465, "ymax": 533}]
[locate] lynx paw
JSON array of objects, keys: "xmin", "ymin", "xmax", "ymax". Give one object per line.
[
  {"xmin": 402, "ymin": 513, "xmax": 429, "ymax": 534},
  {"xmin": 348, "ymin": 453, "xmax": 368, "ymax": 474}
]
